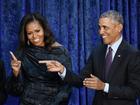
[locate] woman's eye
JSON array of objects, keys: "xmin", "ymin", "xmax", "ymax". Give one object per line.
[
  {"xmin": 36, "ymin": 30, "xmax": 40, "ymax": 32},
  {"xmin": 27, "ymin": 32, "xmax": 32, "ymax": 35}
]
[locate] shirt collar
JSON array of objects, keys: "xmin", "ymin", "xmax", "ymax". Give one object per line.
[{"xmin": 107, "ymin": 35, "xmax": 123, "ymax": 53}]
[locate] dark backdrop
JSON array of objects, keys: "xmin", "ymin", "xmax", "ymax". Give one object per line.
[{"xmin": 0, "ymin": 0, "xmax": 140, "ymax": 105}]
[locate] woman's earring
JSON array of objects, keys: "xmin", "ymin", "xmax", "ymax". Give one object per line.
[{"xmin": 27, "ymin": 40, "xmax": 30, "ymax": 45}]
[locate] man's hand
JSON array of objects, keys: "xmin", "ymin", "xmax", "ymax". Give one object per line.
[
  {"xmin": 83, "ymin": 74, "xmax": 105, "ymax": 90},
  {"xmin": 39, "ymin": 60, "xmax": 64, "ymax": 74}
]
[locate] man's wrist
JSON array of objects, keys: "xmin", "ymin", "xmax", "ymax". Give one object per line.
[
  {"xmin": 58, "ymin": 67, "xmax": 66, "ymax": 79},
  {"xmin": 59, "ymin": 69, "xmax": 64, "ymax": 74},
  {"xmin": 59, "ymin": 66, "xmax": 64, "ymax": 74},
  {"xmin": 103, "ymin": 83, "xmax": 109, "ymax": 93}
]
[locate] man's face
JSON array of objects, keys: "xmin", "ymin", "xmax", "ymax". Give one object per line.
[{"xmin": 98, "ymin": 17, "xmax": 123, "ymax": 45}]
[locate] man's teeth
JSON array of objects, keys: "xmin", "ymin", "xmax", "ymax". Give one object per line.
[{"xmin": 102, "ymin": 36, "xmax": 107, "ymax": 38}]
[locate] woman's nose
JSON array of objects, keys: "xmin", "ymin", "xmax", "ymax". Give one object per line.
[{"xmin": 33, "ymin": 32, "xmax": 37, "ymax": 38}]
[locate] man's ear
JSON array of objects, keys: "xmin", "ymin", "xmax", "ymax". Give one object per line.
[{"xmin": 117, "ymin": 24, "xmax": 123, "ymax": 33}]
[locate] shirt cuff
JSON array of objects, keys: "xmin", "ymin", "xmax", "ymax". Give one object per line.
[
  {"xmin": 103, "ymin": 83, "xmax": 109, "ymax": 93},
  {"xmin": 58, "ymin": 67, "xmax": 66, "ymax": 80}
]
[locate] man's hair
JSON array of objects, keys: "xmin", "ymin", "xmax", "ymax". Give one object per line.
[{"xmin": 100, "ymin": 10, "xmax": 123, "ymax": 25}]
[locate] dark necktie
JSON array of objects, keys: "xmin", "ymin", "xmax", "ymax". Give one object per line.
[{"xmin": 105, "ymin": 47, "xmax": 112, "ymax": 79}]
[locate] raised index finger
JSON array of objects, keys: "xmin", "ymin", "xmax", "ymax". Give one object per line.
[{"xmin": 10, "ymin": 51, "xmax": 18, "ymax": 61}]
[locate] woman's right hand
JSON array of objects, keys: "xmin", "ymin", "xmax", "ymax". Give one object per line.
[
  {"xmin": 39, "ymin": 60, "xmax": 64, "ymax": 74},
  {"xmin": 10, "ymin": 51, "xmax": 21, "ymax": 77}
]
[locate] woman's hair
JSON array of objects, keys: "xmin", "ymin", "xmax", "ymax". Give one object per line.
[{"xmin": 18, "ymin": 13, "xmax": 55, "ymax": 50}]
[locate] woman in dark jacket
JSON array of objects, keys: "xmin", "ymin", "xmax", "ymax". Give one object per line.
[{"xmin": 7, "ymin": 13, "xmax": 72, "ymax": 105}]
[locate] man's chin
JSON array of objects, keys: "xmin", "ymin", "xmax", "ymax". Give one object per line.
[{"xmin": 103, "ymin": 40, "xmax": 109, "ymax": 44}]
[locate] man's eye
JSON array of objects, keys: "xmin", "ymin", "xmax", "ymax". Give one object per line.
[{"xmin": 103, "ymin": 26, "xmax": 109, "ymax": 30}]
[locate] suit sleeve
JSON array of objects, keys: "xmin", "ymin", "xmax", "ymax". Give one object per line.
[
  {"xmin": 64, "ymin": 51, "xmax": 94, "ymax": 87},
  {"xmin": 108, "ymin": 52, "xmax": 140, "ymax": 100}
]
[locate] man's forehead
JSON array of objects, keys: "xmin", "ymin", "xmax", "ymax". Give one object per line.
[{"xmin": 99, "ymin": 17, "xmax": 119, "ymax": 25}]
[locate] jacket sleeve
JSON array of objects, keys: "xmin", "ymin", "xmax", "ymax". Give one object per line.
[
  {"xmin": 6, "ymin": 70, "xmax": 24, "ymax": 96},
  {"xmin": 0, "ymin": 60, "xmax": 7, "ymax": 104},
  {"xmin": 64, "ymin": 50, "xmax": 94, "ymax": 87}
]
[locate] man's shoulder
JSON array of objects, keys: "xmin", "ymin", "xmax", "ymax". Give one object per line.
[
  {"xmin": 122, "ymin": 40, "xmax": 139, "ymax": 53},
  {"xmin": 118, "ymin": 40, "xmax": 140, "ymax": 61}
]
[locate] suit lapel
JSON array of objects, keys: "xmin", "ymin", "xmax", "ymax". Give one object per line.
[
  {"xmin": 107, "ymin": 40, "xmax": 126, "ymax": 82},
  {"xmin": 97, "ymin": 45, "xmax": 107, "ymax": 80}
]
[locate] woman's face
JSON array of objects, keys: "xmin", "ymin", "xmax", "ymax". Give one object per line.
[{"xmin": 26, "ymin": 20, "xmax": 45, "ymax": 47}]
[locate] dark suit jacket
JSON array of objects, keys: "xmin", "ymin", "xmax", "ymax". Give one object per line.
[
  {"xmin": 64, "ymin": 40, "xmax": 140, "ymax": 105},
  {"xmin": 0, "ymin": 60, "xmax": 7, "ymax": 105}
]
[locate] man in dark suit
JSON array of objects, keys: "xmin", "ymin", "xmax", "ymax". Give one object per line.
[
  {"xmin": 0, "ymin": 60, "xmax": 7, "ymax": 105},
  {"xmin": 39, "ymin": 10, "xmax": 140, "ymax": 105}
]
